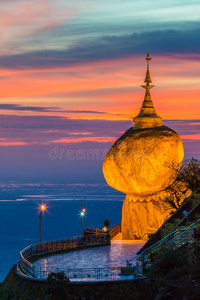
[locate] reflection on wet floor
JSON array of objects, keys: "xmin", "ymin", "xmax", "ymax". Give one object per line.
[{"xmin": 33, "ymin": 240, "xmax": 146, "ymax": 270}]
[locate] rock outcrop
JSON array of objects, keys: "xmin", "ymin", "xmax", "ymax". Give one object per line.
[
  {"xmin": 121, "ymin": 183, "xmax": 191, "ymax": 239},
  {"xmin": 121, "ymin": 193, "xmax": 172, "ymax": 240}
]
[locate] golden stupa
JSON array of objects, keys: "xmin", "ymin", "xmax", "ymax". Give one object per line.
[{"xmin": 133, "ymin": 53, "xmax": 162, "ymax": 129}]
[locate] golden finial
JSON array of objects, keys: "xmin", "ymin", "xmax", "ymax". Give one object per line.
[
  {"xmin": 145, "ymin": 52, "xmax": 152, "ymax": 83},
  {"xmin": 146, "ymin": 52, "xmax": 151, "ymax": 61},
  {"xmin": 141, "ymin": 53, "xmax": 154, "ymax": 99},
  {"xmin": 133, "ymin": 53, "xmax": 162, "ymax": 129}
]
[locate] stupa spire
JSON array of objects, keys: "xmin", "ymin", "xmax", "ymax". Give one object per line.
[
  {"xmin": 145, "ymin": 52, "xmax": 152, "ymax": 83},
  {"xmin": 133, "ymin": 53, "xmax": 163, "ymax": 129},
  {"xmin": 141, "ymin": 53, "xmax": 155, "ymax": 102}
]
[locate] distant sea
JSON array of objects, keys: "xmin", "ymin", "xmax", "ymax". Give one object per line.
[{"xmin": 0, "ymin": 183, "xmax": 124, "ymax": 281}]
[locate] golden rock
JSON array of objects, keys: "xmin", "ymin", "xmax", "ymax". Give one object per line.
[{"xmin": 103, "ymin": 125, "xmax": 184, "ymax": 196}]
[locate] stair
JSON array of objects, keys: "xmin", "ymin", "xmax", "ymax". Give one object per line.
[
  {"xmin": 112, "ymin": 232, "xmax": 122, "ymax": 240},
  {"xmin": 109, "ymin": 223, "xmax": 121, "ymax": 240}
]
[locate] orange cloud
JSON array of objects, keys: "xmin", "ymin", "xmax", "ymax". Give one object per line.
[
  {"xmin": 69, "ymin": 132, "xmax": 92, "ymax": 135},
  {"xmin": 0, "ymin": 54, "xmax": 199, "ymax": 121},
  {"xmin": 181, "ymin": 134, "xmax": 200, "ymax": 140},
  {"xmin": 49, "ymin": 137, "xmax": 117, "ymax": 143},
  {"xmin": 0, "ymin": 141, "xmax": 28, "ymax": 146}
]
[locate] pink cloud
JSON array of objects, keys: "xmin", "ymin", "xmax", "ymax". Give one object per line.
[{"xmin": 0, "ymin": 0, "xmax": 77, "ymax": 54}]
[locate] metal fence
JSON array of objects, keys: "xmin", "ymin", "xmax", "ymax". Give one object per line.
[
  {"xmin": 33, "ymin": 265, "xmax": 143, "ymax": 281},
  {"xmin": 20, "ymin": 245, "xmax": 35, "ymax": 277},
  {"xmin": 127, "ymin": 218, "xmax": 200, "ymax": 267},
  {"xmin": 33, "ymin": 233, "xmax": 110, "ymax": 254}
]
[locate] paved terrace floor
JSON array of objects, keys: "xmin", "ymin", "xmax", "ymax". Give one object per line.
[{"xmin": 33, "ymin": 240, "xmax": 146, "ymax": 271}]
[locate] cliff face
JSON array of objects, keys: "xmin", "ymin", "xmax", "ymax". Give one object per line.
[{"xmin": 3, "ymin": 266, "xmax": 48, "ymax": 300}]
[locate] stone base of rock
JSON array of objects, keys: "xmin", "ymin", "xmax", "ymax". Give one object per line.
[{"xmin": 121, "ymin": 193, "xmax": 173, "ymax": 240}]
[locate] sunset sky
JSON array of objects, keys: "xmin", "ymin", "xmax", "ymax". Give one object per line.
[{"xmin": 0, "ymin": 0, "xmax": 200, "ymax": 182}]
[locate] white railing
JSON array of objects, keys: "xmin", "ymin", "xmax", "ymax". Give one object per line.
[
  {"xmin": 20, "ymin": 245, "xmax": 35, "ymax": 277},
  {"xmin": 33, "ymin": 265, "xmax": 143, "ymax": 281},
  {"xmin": 19, "ymin": 234, "xmax": 109, "ymax": 278},
  {"xmin": 127, "ymin": 218, "xmax": 200, "ymax": 267}
]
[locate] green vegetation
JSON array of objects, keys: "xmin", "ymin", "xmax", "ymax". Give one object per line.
[{"xmin": 144, "ymin": 240, "xmax": 200, "ymax": 299}]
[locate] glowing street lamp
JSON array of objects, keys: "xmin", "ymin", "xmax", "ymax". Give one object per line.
[
  {"xmin": 81, "ymin": 200, "xmax": 85, "ymax": 235},
  {"xmin": 39, "ymin": 204, "xmax": 46, "ymax": 244}
]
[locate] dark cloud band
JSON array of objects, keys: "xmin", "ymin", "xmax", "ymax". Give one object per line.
[
  {"xmin": 0, "ymin": 104, "xmax": 106, "ymax": 114},
  {"xmin": 0, "ymin": 27, "xmax": 200, "ymax": 70}
]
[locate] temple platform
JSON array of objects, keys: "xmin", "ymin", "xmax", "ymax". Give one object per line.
[{"xmin": 33, "ymin": 240, "xmax": 146, "ymax": 278}]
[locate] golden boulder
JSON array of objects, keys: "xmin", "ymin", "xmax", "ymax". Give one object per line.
[{"xmin": 103, "ymin": 125, "xmax": 184, "ymax": 196}]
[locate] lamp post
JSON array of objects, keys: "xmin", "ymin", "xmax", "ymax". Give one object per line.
[
  {"xmin": 80, "ymin": 200, "xmax": 85, "ymax": 235},
  {"xmin": 39, "ymin": 204, "xmax": 45, "ymax": 244}
]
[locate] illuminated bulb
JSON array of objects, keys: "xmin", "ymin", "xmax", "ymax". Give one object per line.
[{"xmin": 40, "ymin": 205, "xmax": 45, "ymax": 211}]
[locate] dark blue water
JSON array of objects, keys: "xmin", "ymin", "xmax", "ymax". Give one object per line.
[{"xmin": 0, "ymin": 183, "xmax": 124, "ymax": 281}]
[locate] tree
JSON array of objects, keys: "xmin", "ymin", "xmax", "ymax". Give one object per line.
[
  {"xmin": 164, "ymin": 158, "xmax": 200, "ymax": 209},
  {"xmin": 47, "ymin": 271, "xmax": 69, "ymax": 300},
  {"xmin": 104, "ymin": 220, "xmax": 110, "ymax": 228},
  {"xmin": 165, "ymin": 181, "xmax": 191, "ymax": 209},
  {"xmin": 177, "ymin": 158, "xmax": 200, "ymax": 192},
  {"xmin": 169, "ymin": 158, "xmax": 200, "ymax": 192}
]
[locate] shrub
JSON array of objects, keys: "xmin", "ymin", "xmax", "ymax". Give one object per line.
[{"xmin": 104, "ymin": 220, "xmax": 111, "ymax": 227}]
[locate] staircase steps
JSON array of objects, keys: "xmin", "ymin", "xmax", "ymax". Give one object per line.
[{"xmin": 112, "ymin": 233, "xmax": 122, "ymax": 240}]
